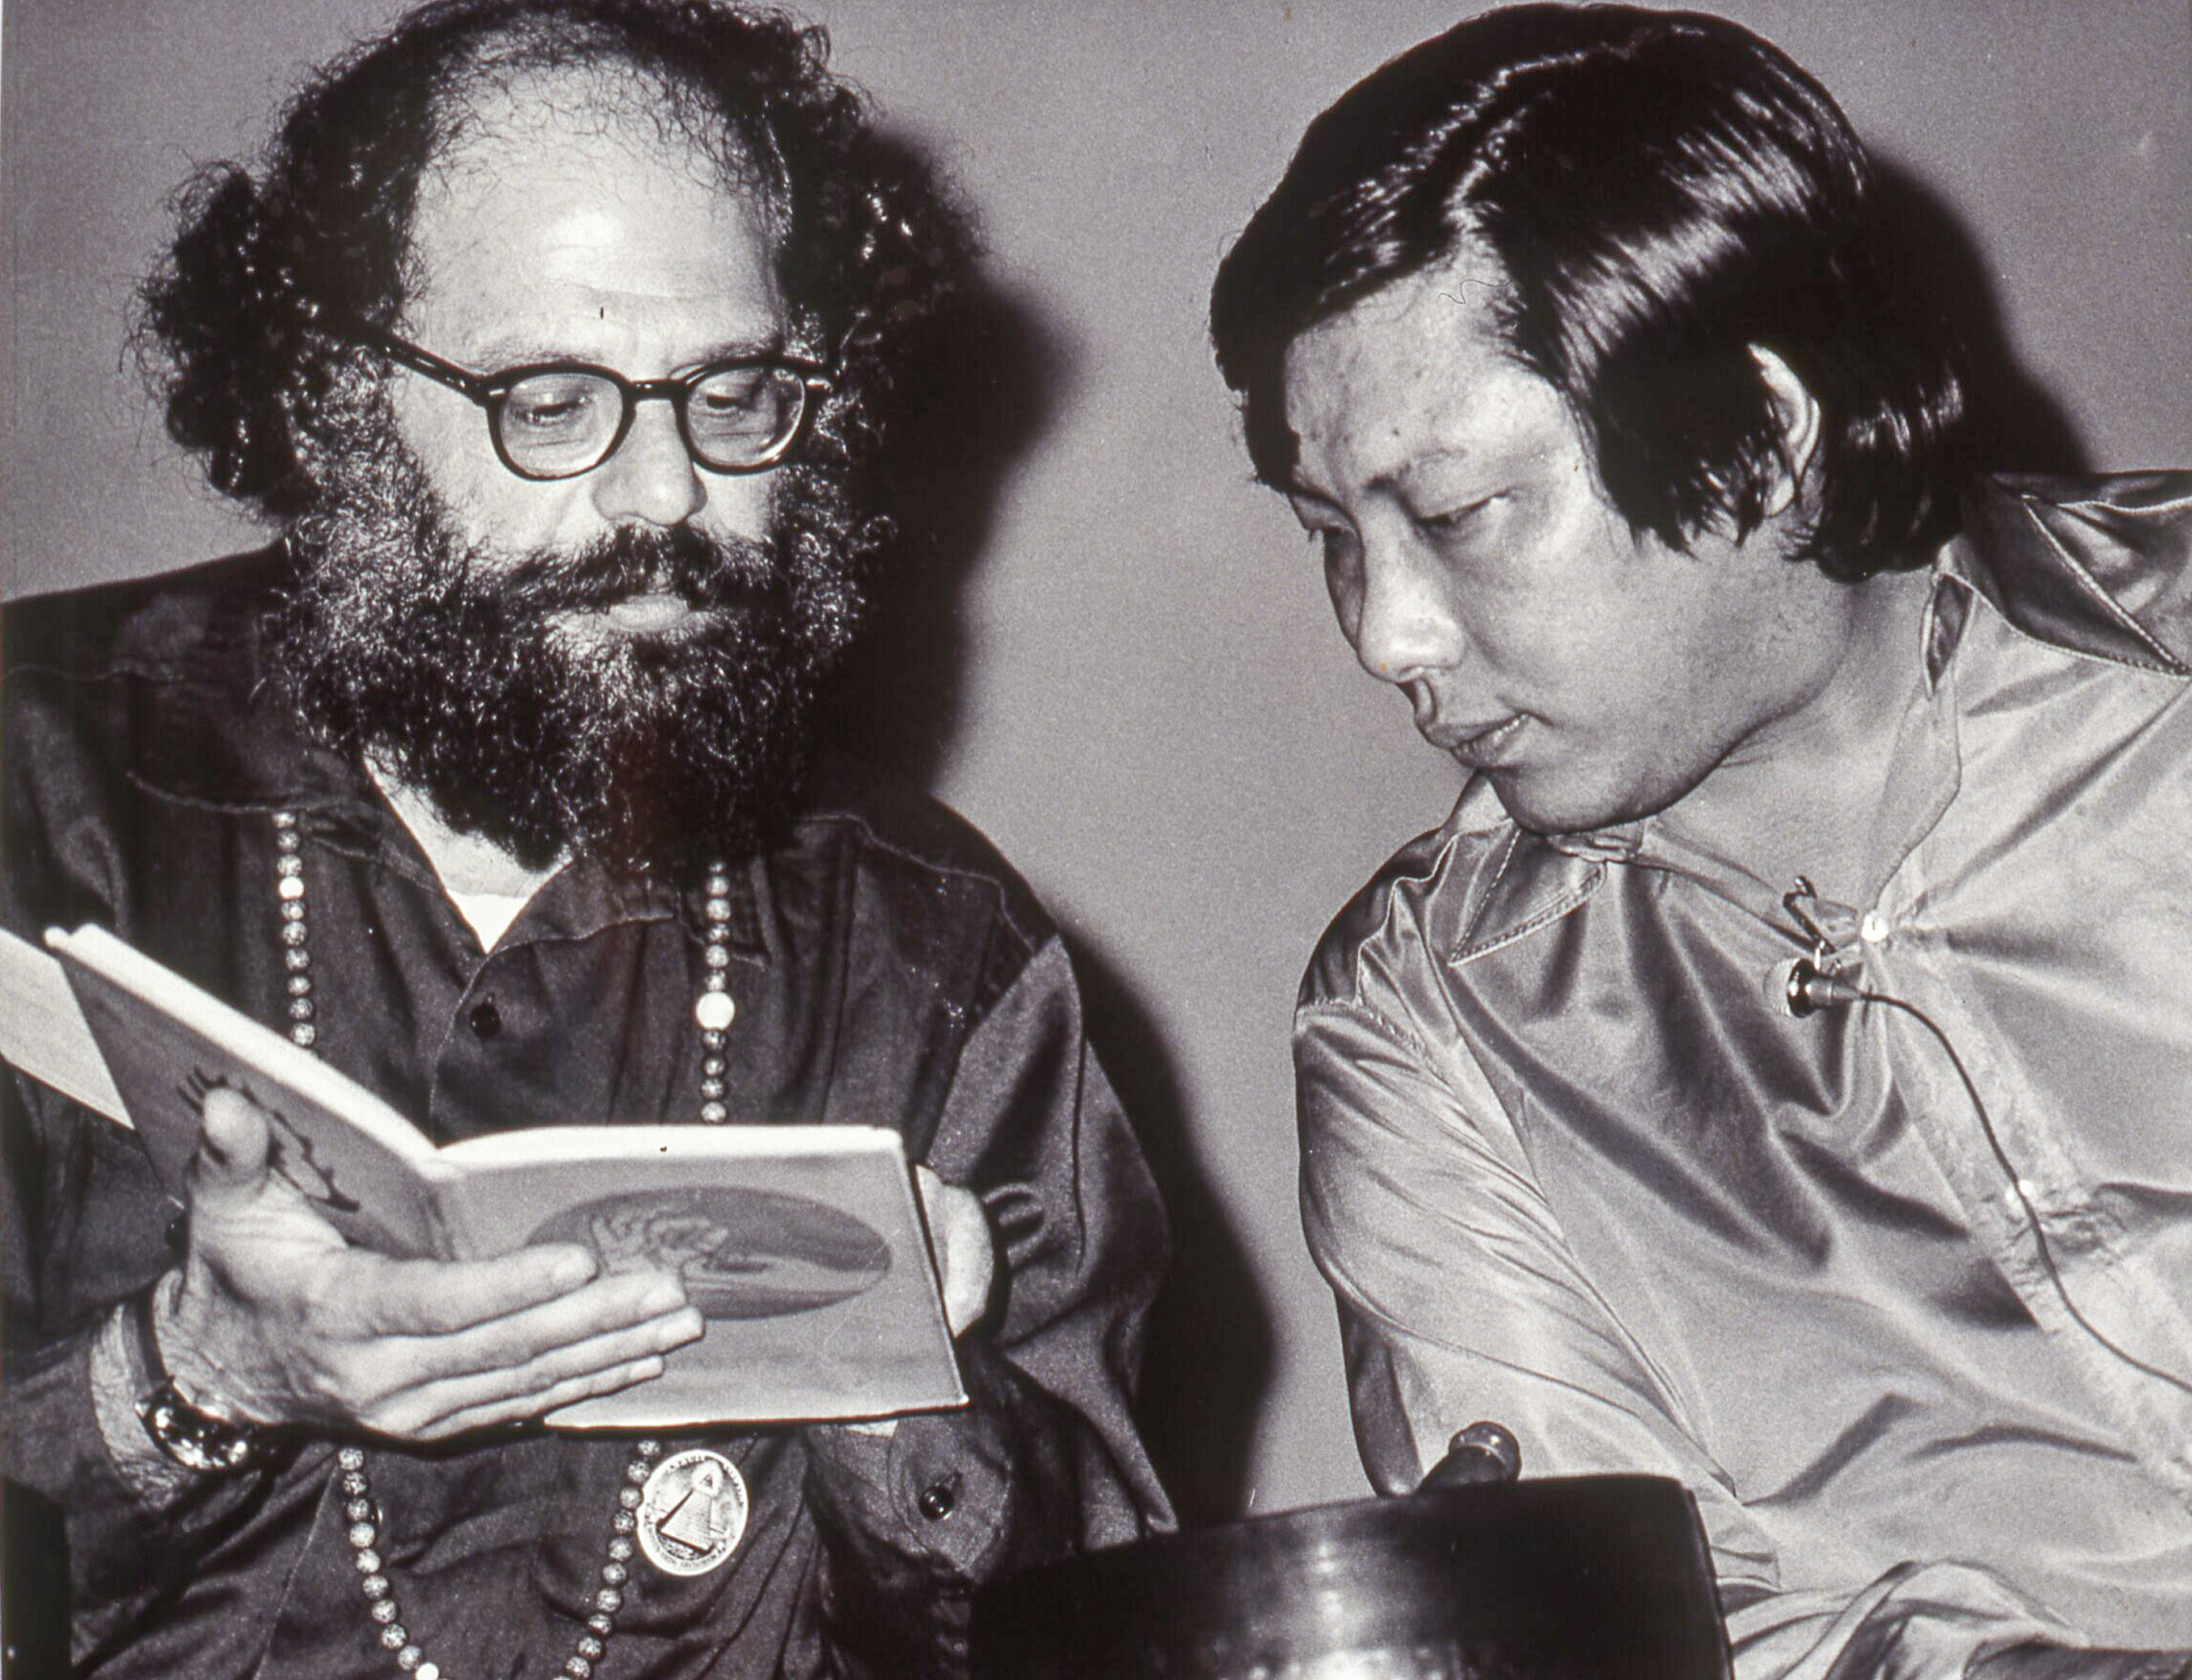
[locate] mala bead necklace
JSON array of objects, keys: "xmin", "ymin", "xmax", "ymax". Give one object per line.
[
  {"xmin": 337, "ymin": 1440, "xmax": 661, "ymax": 1680},
  {"xmin": 272, "ymin": 812, "xmax": 318, "ymax": 1050},
  {"xmin": 696, "ymin": 863, "xmax": 736, "ymax": 1121},
  {"xmin": 275, "ymin": 812, "xmax": 740, "ymax": 1677}
]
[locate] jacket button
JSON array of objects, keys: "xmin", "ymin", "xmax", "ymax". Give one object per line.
[
  {"xmin": 917, "ymin": 1481, "xmax": 956, "ymax": 1521},
  {"xmin": 469, "ymin": 1000, "xmax": 502, "ymax": 1040}
]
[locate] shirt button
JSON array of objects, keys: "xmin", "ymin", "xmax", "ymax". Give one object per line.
[
  {"xmin": 469, "ymin": 1000, "xmax": 502, "ymax": 1040},
  {"xmin": 1859, "ymin": 909, "xmax": 1891, "ymax": 945},
  {"xmin": 917, "ymin": 1481, "xmax": 956, "ymax": 1520}
]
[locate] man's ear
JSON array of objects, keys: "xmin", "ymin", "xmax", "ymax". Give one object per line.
[{"xmin": 1749, "ymin": 344, "xmax": 1821, "ymax": 519}]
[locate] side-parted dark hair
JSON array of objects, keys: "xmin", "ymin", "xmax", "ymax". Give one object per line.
[
  {"xmin": 1208, "ymin": 4, "xmax": 1974, "ymax": 580},
  {"xmin": 139, "ymin": 0, "xmax": 967, "ymax": 523}
]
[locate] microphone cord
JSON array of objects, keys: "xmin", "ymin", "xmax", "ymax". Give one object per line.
[{"xmin": 1788, "ymin": 958, "xmax": 2192, "ymax": 1401}]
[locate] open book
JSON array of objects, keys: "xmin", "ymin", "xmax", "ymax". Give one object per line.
[{"xmin": 10, "ymin": 923, "xmax": 966, "ymax": 1428}]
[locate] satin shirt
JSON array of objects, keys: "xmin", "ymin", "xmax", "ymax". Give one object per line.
[{"xmin": 1296, "ymin": 475, "xmax": 2192, "ymax": 1677}]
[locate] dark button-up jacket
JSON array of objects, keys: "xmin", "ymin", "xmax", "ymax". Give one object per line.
[{"xmin": 3, "ymin": 550, "xmax": 1172, "ymax": 1677}]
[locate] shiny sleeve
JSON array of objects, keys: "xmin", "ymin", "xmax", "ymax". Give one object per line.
[
  {"xmin": 1293, "ymin": 991, "xmax": 2158, "ymax": 1680},
  {"xmin": 800, "ymin": 933, "xmax": 1173, "ymax": 1676}
]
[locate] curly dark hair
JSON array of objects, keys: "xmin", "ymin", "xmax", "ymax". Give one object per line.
[
  {"xmin": 1210, "ymin": 4, "xmax": 1977, "ymax": 581},
  {"xmin": 139, "ymin": 0, "xmax": 969, "ymax": 525}
]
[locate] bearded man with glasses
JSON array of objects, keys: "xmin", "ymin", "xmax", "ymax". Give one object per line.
[{"xmin": 0, "ymin": 2, "xmax": 1170, "ymax": 1674}]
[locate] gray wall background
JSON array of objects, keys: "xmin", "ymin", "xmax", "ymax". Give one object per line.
[{"xmin": 5, "ymin": 0, "xmax": 2187, "ymax": 1520}]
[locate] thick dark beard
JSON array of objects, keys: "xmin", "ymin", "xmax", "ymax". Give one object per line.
[{"xmin": 274, "ymin": 404, "xmax": 874, "ymax": 880}]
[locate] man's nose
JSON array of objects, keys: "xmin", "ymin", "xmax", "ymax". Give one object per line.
[
  {"xmin": 589, "ymin": 399, "xmax": 705, "ymax": 528},
  {"xmin": 1347, "ymin": 538, "xmax": 1465, "ymax": 688}
]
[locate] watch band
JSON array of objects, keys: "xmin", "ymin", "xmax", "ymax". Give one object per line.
[{"xmin": 128, "ymin": 1283, "xmax": 266, "ymax": 1474}]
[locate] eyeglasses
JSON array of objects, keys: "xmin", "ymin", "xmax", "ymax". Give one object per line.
[{"xmin": 343, "ymin": 319, "xmax": 834, "ymax": 481}]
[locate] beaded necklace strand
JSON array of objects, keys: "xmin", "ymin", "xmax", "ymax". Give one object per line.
[
  {"xmin": 274, "ymin": 809, "xmax": 735, "ymax": 1677},
  {"xmin": 274, "ymin": 810, "xmax": 739, "ymax": 1068},
  {"xmin": 336, "ymin": 1440, "xmax": 661, "ymax": 1680}
]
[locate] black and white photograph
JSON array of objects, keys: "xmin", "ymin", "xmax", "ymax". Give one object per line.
[{"xmin": 3, "ymin": 1, "xmax": 2187, "ymax": 1675}]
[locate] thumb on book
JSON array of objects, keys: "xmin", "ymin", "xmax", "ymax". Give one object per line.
[
  {"xmin": 914, "ymin": 1164, "xmax": 996, "ymax": 1338},
  {"xmin": 195, "ymin": 1085, "xmax": 274, "ymax": 1187}
]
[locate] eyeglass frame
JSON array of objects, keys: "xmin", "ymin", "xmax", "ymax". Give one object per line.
[{"xmin": 337, "ymin": 316, "xmax": 836, "ymax": 481}]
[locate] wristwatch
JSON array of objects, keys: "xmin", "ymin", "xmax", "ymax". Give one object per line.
[{"xmin": 128, "ymin": 1284, "xmax": 267, "ymax": 1474}]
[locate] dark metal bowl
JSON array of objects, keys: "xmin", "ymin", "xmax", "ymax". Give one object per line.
[{"xmin": 972, "ymin": 1474, "xmax": 1730, "ymax": 1679}]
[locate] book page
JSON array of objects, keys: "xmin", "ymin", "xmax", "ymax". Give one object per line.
[
  {"xmin": 41, "ymin": 925, "xmax": 963, "ymax": 1426},
  {"xmin": 440, "ymin": 1121, "xmax": 887, "ymax": 1168},
  {"xmin": 46, "ymin": 924, "xmax": 454, "ymax": 1260},
  {"xmin": 437, "ymin": 1127, "xmax": 967, "ymax": 1426},
  {"xmin": 0, "ymin": 927, "xmax": 129, "ymax": 1124}
]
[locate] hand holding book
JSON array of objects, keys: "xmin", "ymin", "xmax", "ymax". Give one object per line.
[
  {"xmin": 162, "ymin": 1083, "xmax": 706, "ymax": 1440},
  {"xmin": 10, "ymin": 924, "xmax": 970, "ymax": 1428}
]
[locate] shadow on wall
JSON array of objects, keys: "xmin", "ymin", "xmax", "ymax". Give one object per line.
[
  {"xmin": 824, "ymin": 129, "xmax": 1071, "ymax": 786},
  {"xmin": 820, "ymin": 131, "xmax": 1275, "ymax": 1525},
  {"xmin": 1872, "ymin": 158, "xmax": 2091, "ymax": 479},
  {"xmin": 1075, "ymin": 937, "xmax": 1276, "ymax": 1528}
]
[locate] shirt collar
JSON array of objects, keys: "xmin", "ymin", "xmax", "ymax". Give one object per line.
[
  {"xmin": 300, "ymin": 765, "xmax": 721, "ymax": 950},
  {"xmin": 1583, "ymin": 469, "xmax": 2192, "ymax": 924},
  {"xmin": 1540, "ymin": 554, "xmax": 1970, "ymax": 932},
  {"xmin": 1947, "ymin": 471, "xmax": 2192, "ymax": 676},
  {"xmin": 116, "ymin": 561, "xmax": 363, "ymax": 817}
]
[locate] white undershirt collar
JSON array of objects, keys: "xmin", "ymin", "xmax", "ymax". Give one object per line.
[{"xmin": 366, "ymin": 761, "xmax": 562, "ymax": 951}]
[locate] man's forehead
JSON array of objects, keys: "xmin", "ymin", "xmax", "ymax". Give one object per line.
[
  {"xmin": 1278, "ymin": 255, "xmax": 1522, "ymax": 493},
  {"xmin": 395, "ymin": 68, "xmax": 788, "ymax": 361},
  {"xmin": 1288, "ymin": 248, "xmax": 1515, "ymax": 376},
  {"xmin": 421, "ymin": 64, "xmax": 770, "ymax": 227}
]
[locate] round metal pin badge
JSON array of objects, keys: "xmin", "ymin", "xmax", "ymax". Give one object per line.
[{"xmin": 635, "ymin": 1447, "xmax": 750, "ymax": 1577}]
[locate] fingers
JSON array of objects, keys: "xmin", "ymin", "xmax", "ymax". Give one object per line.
[
  {"xmin": 420, "ymin": 1356, "xmax": 670, "ymax": 1441},
  {"xmin": 349, "ymin": 1244, "xmax": 604, "ymax": 1337},
  {"xmin": 181, "ymin": 1086, "xmax": 347, "ymax": 1288},
  {"xmin": 389, "ymin": 1308, "xmax": 702, "ymax": 1439},
  {"xmin": 316, "ymin": 1273, "xmax": 702, "ymax": 1435},
  {"xmin": 164, "ymin": 1214, "xmax": 698, "ymax": 1434},
  {"xmin": 398, "ymin": 1272, "xmax": 700, "ymax": 1376},
  {"xmin": 915, "ymin": 1165, "xmax": 997, "ymax": 1337}
]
